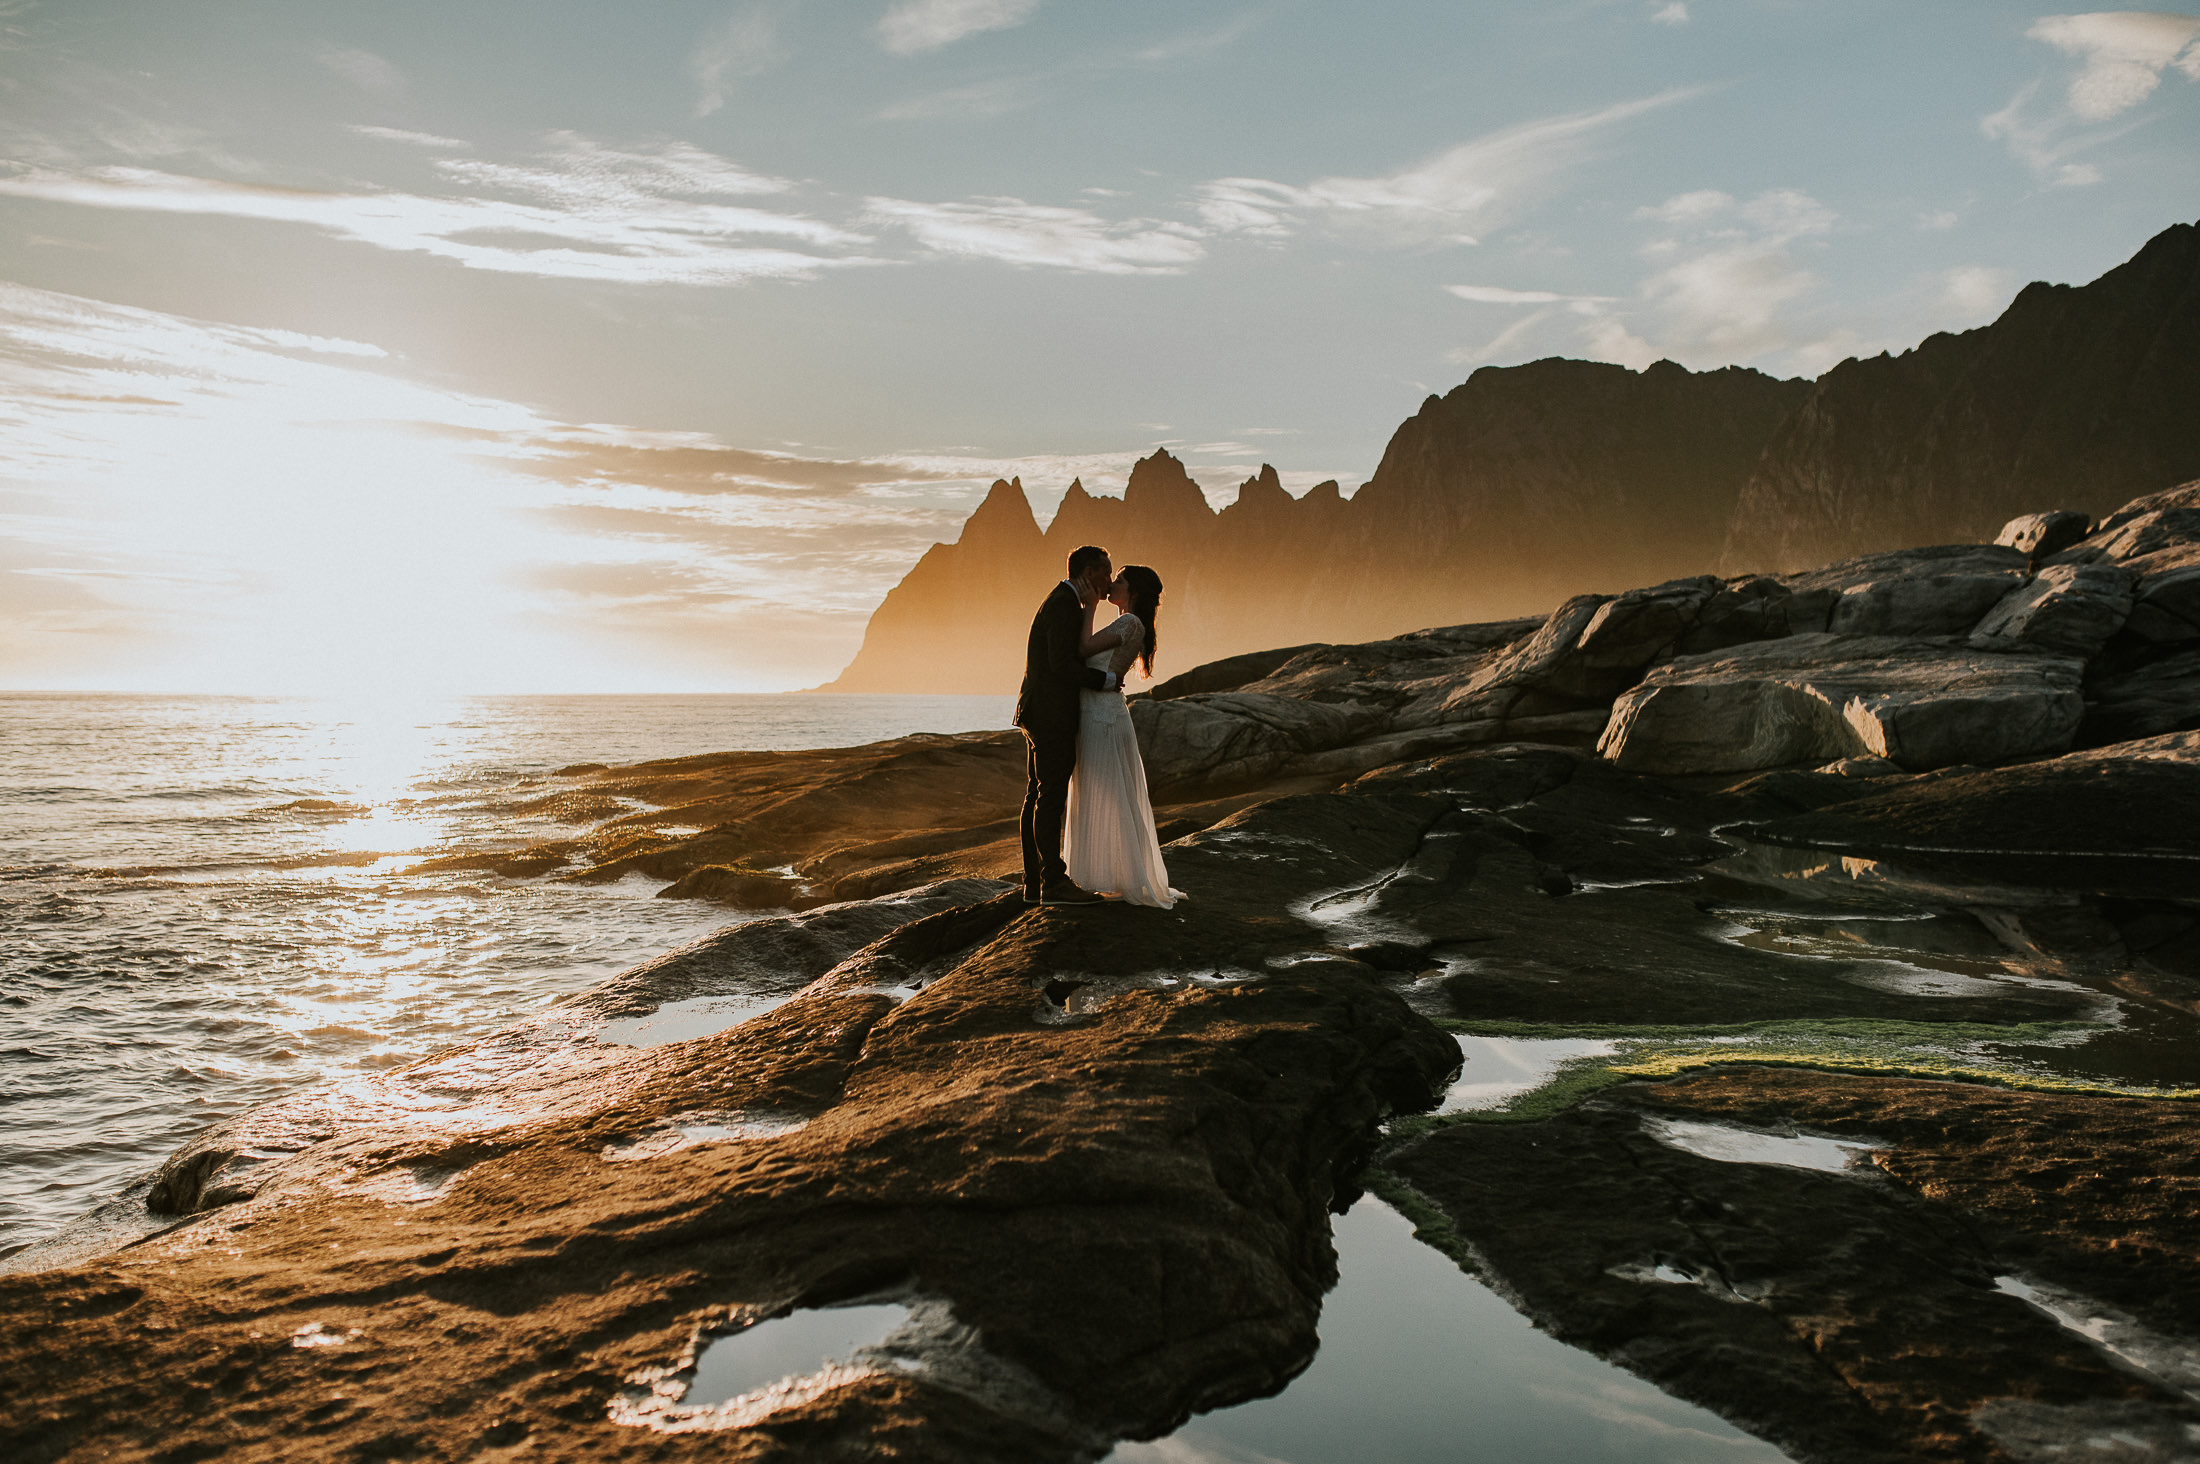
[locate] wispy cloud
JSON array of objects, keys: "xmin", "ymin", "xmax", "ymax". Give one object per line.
[
  {"xmin": 1134, "ymin": 13, "xmax": 1261, "ymax": 63},
  {"xmin": 1194, "ymin": 88, "xmax": 1703, "ymax": 247},
  {"xmin": 876, "ymin": 75, "xmax": 1044, "ymax": 121},
  {"xmin": 346, "ymin": 125, "xmax": 469, "ymax": 150},
  {"xmin": 690, "ymin": 4, "xmax": 790, "ymax": 118},
  {"xmin": 1983, "ymin": 11, "xmax": 2200, "ymax": 184},
  {"xmin": 1446, "ymin": 283, "xmax": 1613, "ymax": 305},
  {"xmin": 0, "ymin": 135, "xmax": 872, "ymax": 286},
  {"xmin": 313, "ymin": 45, "xmax": 405, "ymax": 98},
  {"xmin": 877, "ymin": 10, "xmax": 1256, "ymax": 122},
  {"xmin": 876, "ymin": 0, "xmax": 1040, "ymax": 55},
  {"xmin": 864, "ymin": 195, "xmax": 1205, "ymax": 273},
  {"xmin": 1455, "ymin": 187, "xmax": 1843, "ymax": 373},
  {"xmin": 1441, "ymin": 280, "xmax": 1618, "ymax": 364},
  {"xmin": 1649, "ymin": 3, "xmax": 1690, "ymax": 26}
]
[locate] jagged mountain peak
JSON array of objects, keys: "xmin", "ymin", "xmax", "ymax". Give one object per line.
[
  {"xmin": 1123, "ymin": 448, "xmax": 1214, "ymax": 520},
  {"xmin": 1219, "ymin": 464, "xmax": 1292, "ymax": 521},
  {"xmin": 958, "ymin": 476, "xmax": 1041, "ymax": 546}
]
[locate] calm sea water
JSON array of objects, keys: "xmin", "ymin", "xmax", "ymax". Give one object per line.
[{"xmin": 0, "ymin": 691, "xmax": 1013, "ymax": 1255}]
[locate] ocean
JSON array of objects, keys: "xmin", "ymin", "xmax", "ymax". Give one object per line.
[{"xmin": 0, "ymin": 691, "xmax": 1015, "ymax": 1257}]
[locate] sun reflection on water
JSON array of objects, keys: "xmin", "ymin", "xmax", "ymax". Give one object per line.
[{"xmin": 1, "ymin": 690, "xmax": 1019, "ymax": 1254}]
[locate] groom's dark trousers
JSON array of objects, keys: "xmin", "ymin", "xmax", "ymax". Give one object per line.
[{"xmin": 1015, "ymin": 580, "xmax": 1108, "ymax": 893}]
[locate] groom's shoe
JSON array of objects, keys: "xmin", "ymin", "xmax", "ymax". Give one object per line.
[{"xmin": 1038, "ymin": 877, "xmax": 1105, "ymax": 906}]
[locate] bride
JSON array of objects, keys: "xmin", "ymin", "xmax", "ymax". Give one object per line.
[{"xmin": 1063, "ymin": 565, "xmax": 1180, "ymax": 908}]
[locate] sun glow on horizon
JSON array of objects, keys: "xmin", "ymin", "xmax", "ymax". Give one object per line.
[{"xmin": 0, "ymin": 284, "xmax": 870, "ymax": 695}]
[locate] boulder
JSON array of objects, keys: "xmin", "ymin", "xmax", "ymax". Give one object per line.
[
  {"xmin": 1996, "ymin": 509, "xmax": 2095, "ymax": 558},
  {"xmin": 2119, "ymin": 543, "xmax": 2200, "ymax": 643},
  {"xmin": 1779, "ymin": 546, "xmax": 2031, "ymax": 636},
  {"xmin": 1968, "ymin": 562, "xmax": 2136, "ymax": 656},
  {"xmin": 1824, "ymin": 564, "xmax": 2029, "ymax": 636},
  {"xmin": 1599, "ymin": 634, "xmax": 2086, "ymax": 775},
  {"xmin": 1556, "ymin": 576, "xmax": 1725, "ymax": 699},
  {"xmin": 2083, "ymin": 647, "xmax": 2200, "ymax": 743},
  {"xmin": 1459, "ymin": 593, "xmax": 1613, "ymax": 703},
  {"xmin": 2092, "ymin": 479, "xmax": 2200, "ymax": 538},
  {"xmin": 2082, "ymin": 508, "xmax": 2200, "ymax": 562},
  {"xmin": 1130, "ymin": 691, "xmax": 1385, "ymax": 794},
  {"xmin": 1670, "ymin": 575, "xmax": 1809, "ymax": 655},
  {"xmin": 1244, "ymin": 622, "xmax": 1530, "ymax": 707}
]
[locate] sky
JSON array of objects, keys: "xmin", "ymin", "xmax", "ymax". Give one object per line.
[{"xmin": 1, "ymin": 1, "xmax": 2196, "ymax": 694}]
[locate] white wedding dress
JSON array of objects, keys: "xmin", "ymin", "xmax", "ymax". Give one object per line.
[{"xmin": 1064, "ymin": 613, "xmax": 1180, "ymax": 908}]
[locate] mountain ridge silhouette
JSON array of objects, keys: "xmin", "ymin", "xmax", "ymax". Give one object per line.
[{"xmin": 820, "ymin": 218, "xmax": 2200, "ymax": 694}]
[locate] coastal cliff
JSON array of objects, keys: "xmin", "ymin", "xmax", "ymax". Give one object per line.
[{"xmin": 825, "ymin": 219, "xmax": 2200, "ymax": 695}]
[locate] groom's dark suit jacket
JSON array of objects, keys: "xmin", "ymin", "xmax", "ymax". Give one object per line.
[{"xmin": 1014, "ymin": 580, "xmax": 1108, "ymax": 737}]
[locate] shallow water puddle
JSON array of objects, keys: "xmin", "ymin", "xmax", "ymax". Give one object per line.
[
  {"xmin": 1834, "ymin": 962, "xmax": 2025, "ymax": 999},
  {"xmin": 1995, "ymin": 1276, "xmax": 2200, "ymax": 1402},
  {"xmin": 597, "ymin": 993, "xmax": 794, "ymax": 1046},
  {"xmin": 1640, "ymin": 1116, "xmax": 1881, "ymax": 1174},
  {"xmin": 1441, "ymin": 1034, "xmax": 1619, "ymax": 1113},
  {"xmin": 684, "ymin": 1301, "xmax": 911, "ymax": 1409},
  {"xmin": 1108, "ymin": 1197, "xmax": 1785, "ymax": 1464}
]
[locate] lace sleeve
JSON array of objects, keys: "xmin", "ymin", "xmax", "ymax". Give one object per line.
[{"xmin": 1107, "ymin": 615, "xmax": 1144, "ymax": 681}]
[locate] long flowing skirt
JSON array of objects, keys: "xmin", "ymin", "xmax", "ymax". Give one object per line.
[{"xmin": 1063, "ymin": 691, "xmax": 1178, "ymax": 908}]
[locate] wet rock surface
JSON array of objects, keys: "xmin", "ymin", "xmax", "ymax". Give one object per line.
[
  {"xmin": 0, "ymin": 800, "xmax": 1460, "ymax": 1463},
  {"xmin": 11, "ymin": 488, "xmax": 2200, "ymax": 1462},
  {"xmin": 1383, "ymin": 1070, "xmax": 2200, "ymax": 1464}
]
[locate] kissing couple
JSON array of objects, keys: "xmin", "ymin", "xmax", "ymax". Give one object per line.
[{"xmin": 1014, "ymin": 545, "xmax": 1181, "ymax": 909}]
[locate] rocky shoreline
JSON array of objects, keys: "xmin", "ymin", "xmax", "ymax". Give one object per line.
[{"xmin": 5, "ymin": 487, "xmax": 2199, "ymax": 1463}]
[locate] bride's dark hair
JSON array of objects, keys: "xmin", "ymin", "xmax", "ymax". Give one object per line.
[{"xmin": 1120, "ymin": 565, "xmax": 1163, "ymax": 678}]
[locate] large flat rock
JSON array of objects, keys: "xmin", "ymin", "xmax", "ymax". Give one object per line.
[
  {"xmin": 2086, "ymin": 647, "xmax": 2200, "ymax": 745},
  {"xmin": 0, "ymin": 795, "xmax": 1465, "ymax": 1463},
  {"xmin": 1732, "ymin": 742, "xmax": 2200, "ymax": 896},
  {"xmin": 1780, "ymin": 544, "xmax": 2031, "ymax": 636},
  {"xmin": 1130, "ymin": 690, "xmax": 1386, "ymax": 795},
  {"xmin": 1598, "ymin": 634, "xmax": 2085, "ymax": 774}
]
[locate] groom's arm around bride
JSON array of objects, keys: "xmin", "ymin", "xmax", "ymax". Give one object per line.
[{"xmin": 1013, "ymin": 545, "xmax": 1116, "ymax": 906}]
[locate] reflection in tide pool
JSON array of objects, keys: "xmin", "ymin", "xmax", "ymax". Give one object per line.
[
  {"xmin": 598, "ymin": 993, "xmax": 796, "ymax": 1046},
  {"xmin": 1441, "ymin": 1033, "xmax": 1619, "ymax": 1113},
  {"xmin": 1640, "ymin": 1116, "xmax": 1883, "ymax": 1174},
  {"xmin": 1111, "ymin": 1197, "xmax": 1784, "ymax": 1464},
  {"xmin": 685, "ymin": 1302, "xmax": 911, "ymax": 1409}
]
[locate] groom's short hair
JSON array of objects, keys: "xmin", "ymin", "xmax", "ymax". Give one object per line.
[{"xmin": 1067, "ymin": 545, "xmax": 1110, "ymax": 578}]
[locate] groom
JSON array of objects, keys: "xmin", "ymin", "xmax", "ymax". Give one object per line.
[{"xmin": 1015, "ymin": 544, "xmax": 1121, "ymax": 906}]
